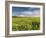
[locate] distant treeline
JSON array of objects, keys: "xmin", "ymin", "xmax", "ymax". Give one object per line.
[
  {"xmin": 12, "ymin": 16, "xmax": 40, "ymax": 18},
  {"xmin": 12, "ymin": 16, "xmax": 23, "ymax": 18},
  {"xmin": 12, "ymin": 16, "xmax": 18, "ymax": 18}
]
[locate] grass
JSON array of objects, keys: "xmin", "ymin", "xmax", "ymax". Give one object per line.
[{"xmin": 12, "ymin": 16, "xmax": 40, "ymax": 31}]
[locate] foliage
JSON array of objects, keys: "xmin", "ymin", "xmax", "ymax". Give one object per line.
[{"xmin": 12, "ymin": 16, "xmax": 40, "ymax": 31}]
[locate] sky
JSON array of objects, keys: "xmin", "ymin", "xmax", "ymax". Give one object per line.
[{"xmin": 12, "ymin": 7, "xmax": 40, "ymax": 17}]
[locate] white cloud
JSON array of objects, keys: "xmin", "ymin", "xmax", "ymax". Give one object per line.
[
  {"xmin": 18, "ymin": 10, "xmax": 40, "ymax": 17},
  {"xmin": 32, "ymin": 10, "xmax": 40, "ymax": 16},
  {"xmin": 19, "ymin": 15, "xmax": 25, "ymax": 17},
  {"xmin": 13, "ymin": 10, "xmax": 40, "ymax": 17},
  {"xmin": 21, "ymin": 11, "xmax": 33, "ymax": 15}
]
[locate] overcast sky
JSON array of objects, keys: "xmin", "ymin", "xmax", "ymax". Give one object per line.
[{"xmin": 12, "ymin": 7, "xmax": 40, "ymax": 16}]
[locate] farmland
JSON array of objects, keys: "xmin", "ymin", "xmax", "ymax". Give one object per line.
[{"xmin": 12, "ymin": 16, "xmax": 40, "ymax": 31}]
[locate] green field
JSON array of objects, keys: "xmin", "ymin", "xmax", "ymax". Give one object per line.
[{"xmin": 12, "ymin": 16, "xmax": 40, "ymax": 31}]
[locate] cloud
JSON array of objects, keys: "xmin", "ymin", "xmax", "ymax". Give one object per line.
[
  {"xmin": 12, "ymin": 9, "xmax": 40, "ymax": 17},
  {"xmin": 18, "ymin": 15, "xmax": 25, "ymax": 17},
  {"xmin": 32, "ymin": 10, "xmax": 40, "ymax": 16},
  {"xmin": 21, "ymin": 11, "xmax": 32, "ymax": 15}
]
